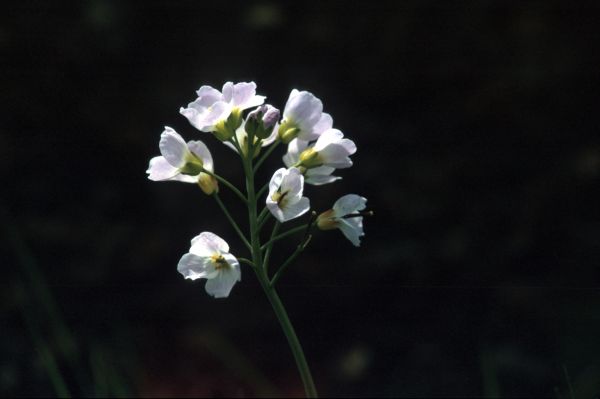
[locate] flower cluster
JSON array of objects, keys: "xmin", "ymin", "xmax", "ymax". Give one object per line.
[{"xmin": 147, "ymin": 82, "xmax": 370, "ymax": 298}]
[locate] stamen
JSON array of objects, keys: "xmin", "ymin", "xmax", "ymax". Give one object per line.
[{"xmin": 342, "ymin": 210, "xmax": 373, "ymax": 219}]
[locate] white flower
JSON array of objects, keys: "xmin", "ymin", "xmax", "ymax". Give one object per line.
[
  {"xmin": 180, "ymin": 81, "xmax": 265, "ymax": 133},
  {"xmin": 266, "ymin": 168, "xmax": 310, "ymax": 222},
  {"xmin": 277, "ymin": 89, "xmax": 326, "ymax": 143},
  {"xmin": 283, "ymin": 138, "xmax": 341, "ymax": 185},
  {"xmin": 146, "ymin": 127, "xmax": 215, "ymax": 188},
  {"xmin": 316, "ymin": 194, "xmax": 367, "ymax": 247},
  {"xmin": 177, "ymin": 232, "xmax": 241, "ymax": 298}
]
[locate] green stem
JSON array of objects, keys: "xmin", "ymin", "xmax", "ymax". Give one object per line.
[
  {"xmin": 261, "ymin": 224, "xmax": 309, "ymax": 250},
  {"xmin": 253, "ymin": 139, "xmax": 280, "ymax": 173},
  {"xmin": 203, "ymin": 169, "xmax": 247, "ymax": 203},
  {"xmin": 213, "ymin": 193, "xmax": 251, "ymax": 251},
  {"xmin": 242, "ymin": 140, "xmax": 318, "ymax": 398}
]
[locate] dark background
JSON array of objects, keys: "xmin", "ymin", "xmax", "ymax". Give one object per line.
[{"xmin": 3, "ymin": 1, "xmax": 600, "ymax": 397}]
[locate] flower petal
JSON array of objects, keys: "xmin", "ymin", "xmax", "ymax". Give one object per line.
[
  {"xmin": 280, "ymin": 196, "xmax": 310, "ymax": 222},
  {"xmin": 332, "ymin": 194, "xmax": 367, "ymax": 216},
  {"xmin": 282, "ymin": 139, "xmax": 307, "ymax": 167},
  {"xmin": 159, "ymin": 127, "xmax": 189, "ymax": 167},
  {"xmin": 280, "ymin": 167, "xmax": 304, "ymax": 198},
  {"xmin": 147, "ymin": 156, "xmax": 180, "ymax": 181},
  {"xmin": 305, "ymin": 166, "xmax": 341, "ymax": 185},
  {"xmin": 337, "ymin": 217, "xmax": 364, "ymax": 247},
  {"xmin": 268, "ymin": 168, "xmax": 286, "ymax": 196},
  {"xmin": 189, "ymin": 232, "xmax": 229, "ymax": 257},
  {"xmin": 177, "ymin": 253, "xmax": 218, "ymax": 280},
  {"xmin": 204, "ymin": 266, "xmax": 241, "ymax": 298},
  {"xmin": 283, "ymin": 90, "xmax": 323, "ymax": 132},
  {"xmin": 311, "ymin": 112, "xmax": 333, "ymax": 136},
  {"xmin": 187, "ymin": 140, "xmax": 213, "ymax": 172}
]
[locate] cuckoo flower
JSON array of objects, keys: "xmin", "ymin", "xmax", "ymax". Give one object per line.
[
  {"xmin": 277, "ymin": 89, "xmax": 327, "ymax": 143},
  {"xmin": 266, "ymin": 167, "xmax": 310, "ymax": 222},
  {"xmin": 294, "ymin": 129, "xmax": 356, "ymax": 170},
  {"xmin": 316, "ymin": 194, "xmax": 368, "ymax": 247},
  {"xmin": 177, "ymin": 232, "xmax": 241, "ymax": 298},
  {"xmin": 180, "ymin": 81, "xmax": 265, "ymax": 139},
  {"xmin": 283, "ymin": 138, "xmax": 341, "ymax": 185},
  {"xmin": 146, "ymin": 127, "xmax": 217, "ymax": 194}
]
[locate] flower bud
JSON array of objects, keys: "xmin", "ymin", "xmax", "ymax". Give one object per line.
[
  {"xmin": 247, "ymin": 105, "xmax": 281, "ymax": 140},
  {"xmin": 198, "ymin": 173, "xmax": 219, "ymax": 195}
]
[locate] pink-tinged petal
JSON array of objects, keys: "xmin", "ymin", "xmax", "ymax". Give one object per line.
[
  {"xmin": 333, "ymin": 194, "xmax": 367, "ymax": 217},
  {"xmin": 221, "ymin": 82, "xmax": 234, "ymax": 103},
  {"xmin": 147, "ymin": 156, "xmax": 180, "ymax": 181},
  {"xmin": 201, "ymin": 101, "xmax": 232, "ymax": 127},
  {"xmin": 177, "ymin": 253, "xmax": 218, "ymax": 280},
  {"xmin": 187, "ymin": 140, "xmax": 213, "ymax": 172},
  {"xmin": 159, "ymin": 127, "xmax": 189, "ymax": 167},
  {"xmin": 281, "ymin": 196, "xmax": 310, "ymax": 222},
  {"xmin": 204, "ymin": 266, "xmax": 241, "ymax": 298},
  {"xmin": 283, "ymin": 90, "xmax": 323, "ymax": 131},
  {"xmin": 337, "ymin": 218, "xmax": 364, "ymax": 247},
  {"xmin": 229, "ymin": 82, "xmax": 265, "ymax": 109},
  {"xmin": 195, "ymin": 85, "xmax": 223, "ymax": 105},
  {"xmin": 312, "ymin": 112, "xmax": 333, "ymax": 136},
  {"xmin": 189, "ymin": 232, "xmax": 230, "ymax": 257}
]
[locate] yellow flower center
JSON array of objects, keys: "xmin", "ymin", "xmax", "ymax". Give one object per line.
[{"xmin": 211, "ymin": 254, "xmax": 229, "ymax": 270}]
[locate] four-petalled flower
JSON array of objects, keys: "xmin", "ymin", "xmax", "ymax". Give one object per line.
[
  {"xmin": 177, "ymin": 232, "xmax": 241, "ymax": 298},
  {"xmin": 277, "ymin": 90, "xmax": 332, "ymax": 143},
  {"xmin": 266, "ymin": 167, "xmax": 310, "ymax": 222},
  {"xmin": 180, "ymin": 81, "xmax": 265, "ymax": 140},
  {"xmin": 146, "ymin": 127, "xmax": 218, "ymax": 194},
  {"xmin": 316, "ymin": 194, "xmax": 368, "ymax": 247}
]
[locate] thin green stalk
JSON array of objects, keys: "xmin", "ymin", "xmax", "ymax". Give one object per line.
[
  {"xmin": 257, "ymin": 206, "xmax": 270, "ymax": 229},
  {"xmin": 257, "ymin": 181, "xmax": 270, "ymax": 200},
  {"xmin": 238, "ymin": 257, "xmax": 255, "ymax": 268},
  {"xmin": 214, "ymin": 193, "xmax": 251, "ymax": 251},
  {"xmin": 261, "ymin": 224, "xmax": 309, "ymax": 250},
  {"xmin": 270, "ymin": 236, "xmax": 311, "ymax": 288},
  {"xmin": 253, "ymin": 139, "xmax": 280, "ymax": 173},
  {"xmin": 203, "ymin": 169, "xmax": 247, "ymax": 203},
  {"xmin": 242, "ymin": 139, "xmax": 318, "ymax": 398},
  {"xmin": 258, "ymin": 211, "xmax": 272, "ymax": 232},
  {"xmin": 262, "ymin": 222, "xmax": 280, "ymax": 274}
]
